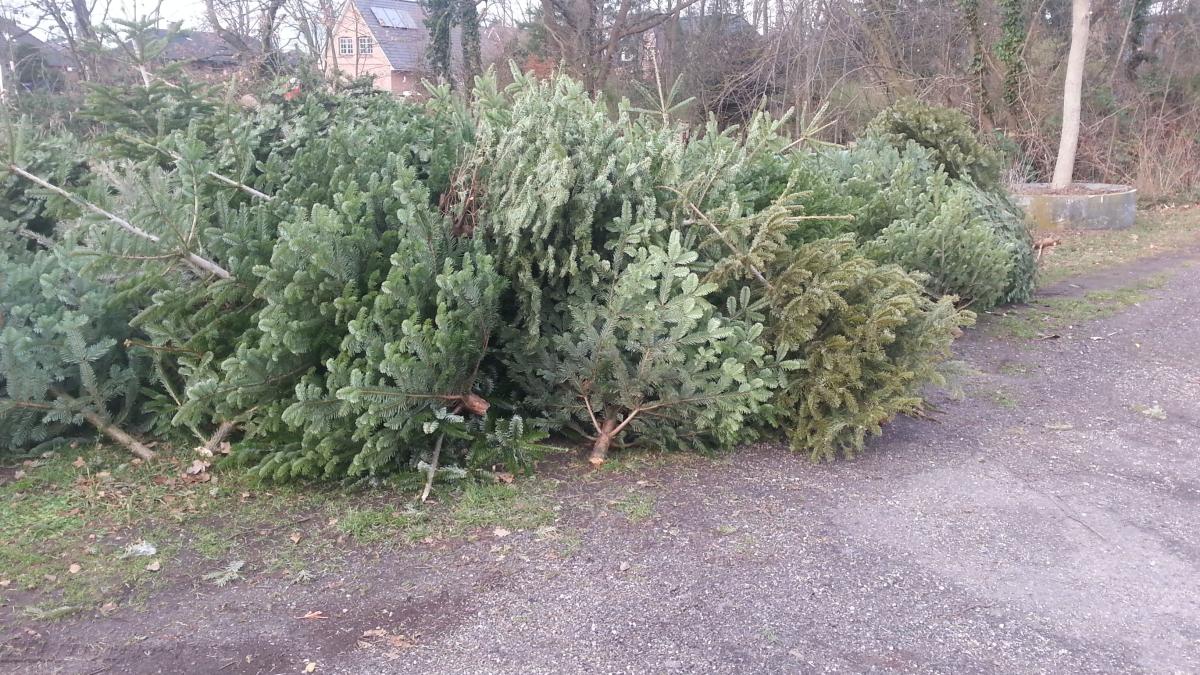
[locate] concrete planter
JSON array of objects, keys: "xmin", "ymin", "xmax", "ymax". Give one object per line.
[{"xmin": 1010, "ymin": 183, "xmax": 1136, "ymax": 230}]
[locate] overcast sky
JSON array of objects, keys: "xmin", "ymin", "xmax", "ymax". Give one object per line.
[{"xmin": 107, "ymin": 0, "xmax": 206, "ymax": 27}]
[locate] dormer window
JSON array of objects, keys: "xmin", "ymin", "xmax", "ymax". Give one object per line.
[
  {"xmin": 338, "ymin": 36, "xmax": 353, "ymax": 55},
  {"xmin": 358, "ymin": 36, "xmax": 373, "ymax": 54}
]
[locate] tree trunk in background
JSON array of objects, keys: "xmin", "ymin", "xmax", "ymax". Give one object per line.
[{"xmin": 1051, "ymin": 0, "xmax": 1091, "ymax": 189}]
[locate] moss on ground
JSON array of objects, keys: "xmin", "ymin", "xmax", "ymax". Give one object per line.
[{"xmin": 1037, "ymin": 207, "xmax": 1200, "ymax": 285}]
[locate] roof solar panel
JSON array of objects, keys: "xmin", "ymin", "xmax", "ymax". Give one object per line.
[{"xmin": 371, "ymin": 6, "xmax": 416, "ymax": 29}]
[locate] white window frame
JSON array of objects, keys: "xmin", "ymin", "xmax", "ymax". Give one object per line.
[
  {"xmin": 338, "ymin": 36, "xmax": 354, "ymax": 56},
  {"xmin": 358, "ymin": 36, "xmax": 373, "ymax": 55}
]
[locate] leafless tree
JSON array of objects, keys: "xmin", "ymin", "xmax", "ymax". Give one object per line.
[
  {"xmin": 282, "ymin": 0, "xmax": 340, "ymax": 69},
  {"xmin": 540, "ymin": 0, "xmax": 711, "ymax": 91},
  {"xmin": 203, "ymin": 0, "xmax": 288, "ymax": 70}
]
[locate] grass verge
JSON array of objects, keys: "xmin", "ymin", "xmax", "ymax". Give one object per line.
[
  {"xmin": 983, "ymin": 275, "xmax": 1167, "ymax": 340},
  {"xmin": 1037, "ymin": 206, "xmax": 1200, "ymax": 285},
  {"xmin": 0, "ymin": 445, "xmax": 557, "ymax": 622}
]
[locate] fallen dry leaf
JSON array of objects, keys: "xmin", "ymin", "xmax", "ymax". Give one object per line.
[
  {"xmin": 493, "ymin": 527, "xmax": 511, "ymax": 538},
  {"xmin": 383, "ymin": 634, "xmax": 415, "ymax": 650},
  {"xmin": 289, "ymin": 532, "xmax": 303, "ymax": 544},
  {"xmin": 73, "ymin": 456, "xmax": 86, "ymax": 468},
  {"xmin": 494, "ymin": 472, "xmax": 514, "ymax": 484},
  {"xmin": 99, "ymin": 602, "xmax": 118, "ymax": 616},
  {"xmin": 185, "ymin": 459, "xmax": 210, "ymax": 475},
  {"xmin": 362, "ymin": 628, "xmax": 388, "ymax": 638},
  {"xmin": 182, "ymin": 471, "xmax": 212, "ymax": 484},
  {"xmin": 297, "ymin": 610, "xmax": 328, "ymax": 620},
  {"xmin": 145, "ymin": 560, "xmax": 161, "ymax": 572},
  {"xmin": 304, "ymin": 661, "xmax": 317, "ymax": 673},
  {"xmin": 0, "ymin": 579, "xmax": 11, "ymax": 588},
  {"xmin": 68, "ymin": 564, "xmax": 82, "ymax": 574}
]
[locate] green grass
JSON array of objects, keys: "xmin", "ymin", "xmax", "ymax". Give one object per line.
[
  {"xmin": 1037, "ymin": 207, "xmax": 1200, "ymax": 285},
  {"xmin": 983, "ymin": 388, "xmax": 1019, "ymax": 409},
  {"xmin": 997, "ymin": 361, "xmax": 1036, "ymax": 376},
  {"xmin": 984, "ymin": 276, "xmax": 1167, "ymax": 340},
  {"xmin": 0, "ymin": 445, "xmax": 559, "ymax": 621},
  {"xmin": 337, "ymin": 507, "xmax": 432, "ymax": 544},
  {"xmin": 448, "ymin": 482, "xmax": 558, "ymax": 534},
  {"xmin": 612, "ymin": 491, "xmax": 656, "ymax": 523}
]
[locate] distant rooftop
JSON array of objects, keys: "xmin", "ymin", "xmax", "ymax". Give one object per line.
[
  {"xmin": 147, "ymin": 28, "xmax": 239, "ymax": 66},
  {"xmin": 349, "ymin": 0, "xmax": 431, "ymax": 71}
]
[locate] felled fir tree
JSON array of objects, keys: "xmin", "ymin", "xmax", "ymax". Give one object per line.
[
  {"xmin": 523, "ymin": 210, "xmax": 780, "ymax": 464},
  {"xmin": 0, "ymin": 224, "xmax": 153, "ymax": 458},
  {"xmin": 695, "ymin": 187, "xmax": 974, "ymax": 460}
]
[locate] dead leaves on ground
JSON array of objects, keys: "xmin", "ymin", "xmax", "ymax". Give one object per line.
[{"xmin": 357, "ymin": 627, "xmax": 417, "ymax": 658}]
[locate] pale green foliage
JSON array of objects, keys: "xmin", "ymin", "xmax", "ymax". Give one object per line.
[
  {"xmin": 468, "ymin": 72, "xmax": 632, "ymax": 333},
  {"xmin": 819, "ymin": 137, "xmax": 944, "ymax": 240},
  {"xmin": 820, "ymin": 139, "xmax": 1035, "ymax": 308},
  {"xmin": 865, "ymin": 183, "xmax": 1018, "ymax": 309},
  {"xmin": 528, "ymin": 216, "xmax": 779, "ymax": 454},
  {"xmin": 867, "ymin": 98, "xmax": 1003, "ymax": 189}
]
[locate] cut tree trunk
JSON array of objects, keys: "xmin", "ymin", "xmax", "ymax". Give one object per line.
[
  {"xmin": 1051, "ymin": 0, "xmax": 1092, "ymax": 190},
  {"xmin": 77, "ymin": 408, "xmax": 155, "ymax": 461},
  {"xmin": 49, "ymin": 388, "xmax": 155, "ymax": 461},
  {"xmin": 589, "ymin": 417, "xmax": 619, "ymax": 466}
]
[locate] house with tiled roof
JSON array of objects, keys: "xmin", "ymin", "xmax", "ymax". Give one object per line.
[
  {"xmin": 0, "ymin": 16, "xmax": 75, "ymax": 91},
  {"xmin": 327, "ymin": 0, "xmax": 460, "ymax": 95},
  {"xmin": 147, "ymin": 28, "xmax": 240, "ymax": 78}
]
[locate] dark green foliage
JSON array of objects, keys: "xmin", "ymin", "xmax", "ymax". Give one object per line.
[
  {"xmin": 866, "ymin": 98, "xmax": 1003, "ymax": 190},
  {"xmin": 2, "ymin": 68, "xmax": 1031, "ymax": 476},
  {"xmin": 973, "ymin": 189, "xmax": 1037, "ymax": 304},
  {"xmin": 424, "ymin": 0, "xmax": 482, "ymax": 85},
  {"xmin": 995, "ymin": 0, "xmax": 1028, "ymax": 106},
  {"xmin": 424, "ymin": 0, "xmax": 454, "ymax": 83}
]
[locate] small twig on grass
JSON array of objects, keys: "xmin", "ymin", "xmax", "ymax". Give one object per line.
[
  {"xmin": 420, "ymin": 432, "xmax": 446, "ymax": 504},
  {"xmin": 421, "ymin": 402, "xmax": 467, "ymax": 502}
]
